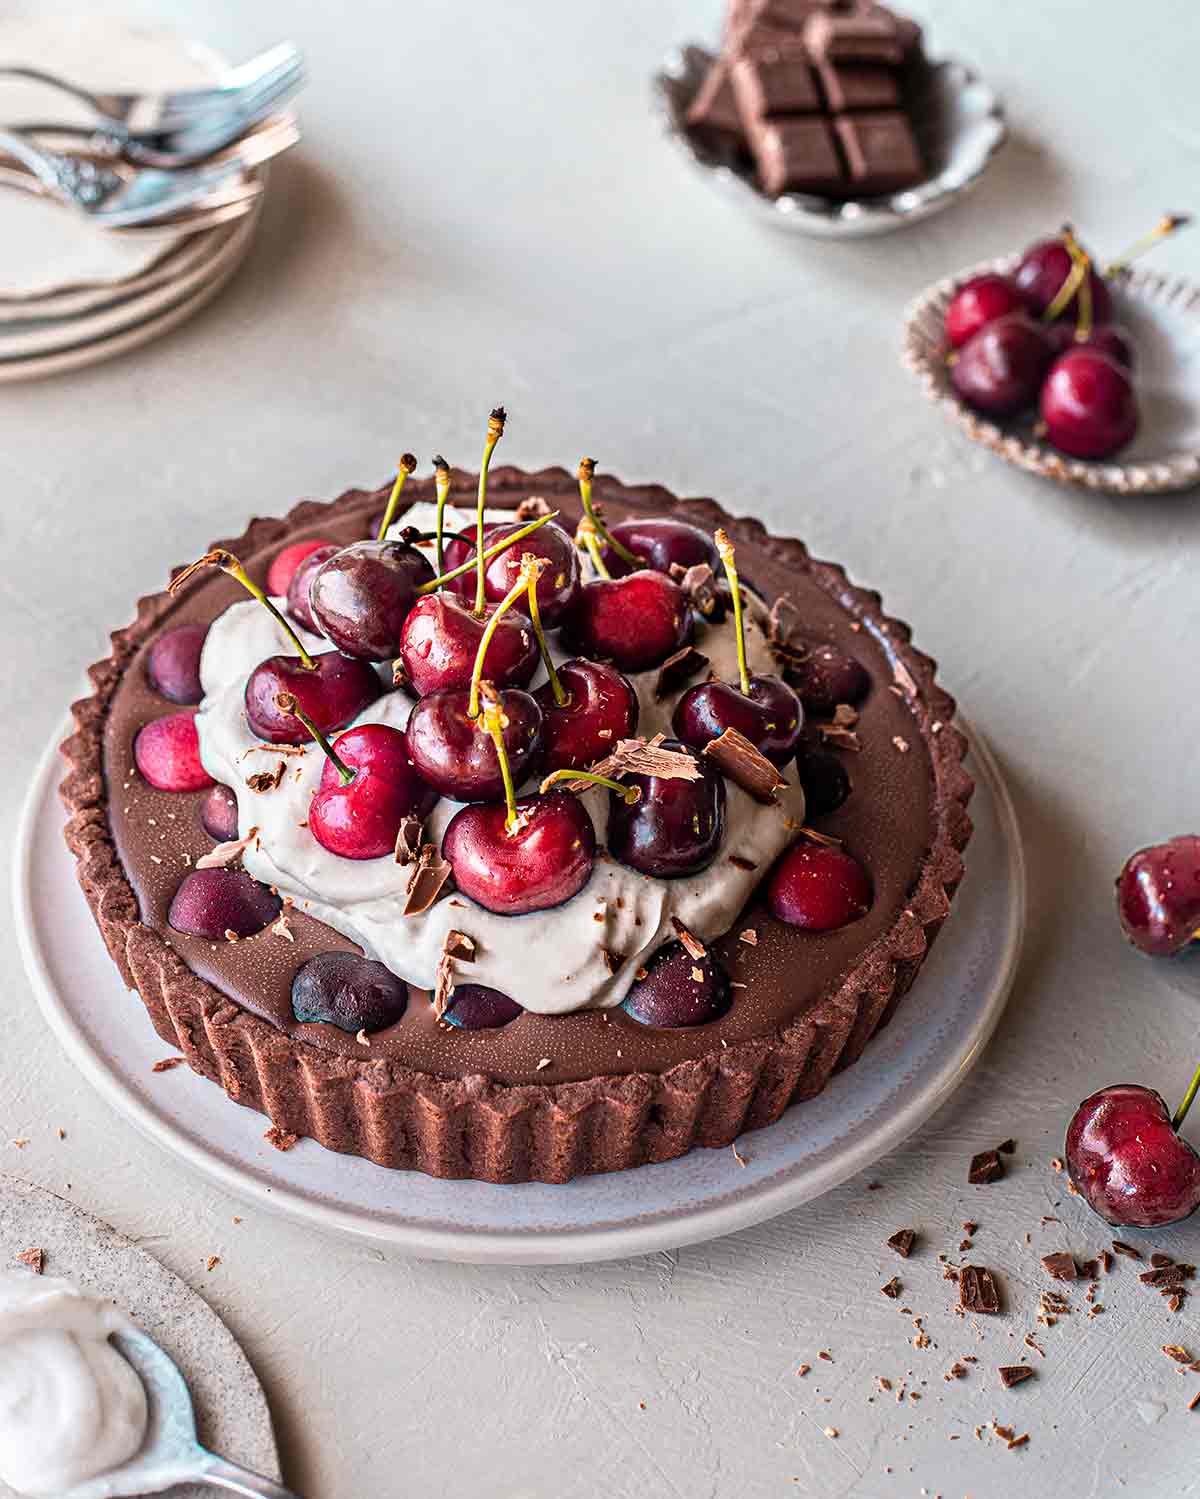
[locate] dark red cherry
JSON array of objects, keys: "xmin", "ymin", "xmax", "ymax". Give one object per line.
[
  {"xmin": 291, "ymin": 951, "xmax": 408, "ymax": 1032},
  {"xmin": 782, "ymin": 642, "xmax": 870, "ymax": 715},
  {"xmin": 768, "ymin": 841, "xmax": 871, "ymax": 931},
  {"xmin": 244, "ymin": 651, "xmax": 382, "ymax": 746},
  {"xmin": 1066, "ymin": 1084, "xmax": 1200, "ymax": 1228},
  {"xmin": 944, "ymin": 273, "xmax": 1028, "ymax": 349},
  {"xmin": 1117, "ymin": 835, "xmax": 1200, "ymax": 957},
  {"xmin": 672, "ymin": 674, "xmax": 802, "ymax": 766},
  {"xmin": 396, "ymin": 593, "xmax": 539, "ymax": 698},
  {"xmin": 441, "ymin": 523, "xmax": 497, "ymax": 588},
  {"xmin": 1040, "ymin": 348, "xmax": 1138, "ymax": 459},
  {"xmin": 442, "ymin": 791, "xmax": 596, "ymax": 914},
  {"xmin": 562, "ymin": 572, "xmax": 691, "ymax": 674},
  {"xmin": 1047, "ymin": 322, "xmax": 1135, "ymax": 370},
  {"xmin": 168, "ymin": 867, "xmax": 280, "ymax": 939},
  {"xmin": 448, "ymin": 520, "xmax": 581, "ymax": 626},
  {"xmin": 308, "ymin": 724, "xmax": 438, "ymax": 860},
  {"xmin": 621, "ymin": 941, "xmax": 731, "ymax": 1027},
  {"xmin": 285, "ymin": 543, "xmax": 339, "ymax": 633},
  {"xmin": 309, "ymin": 540, "xmax": 436, "ymax": 661},
  {"xmin": 534, "ymin": 658, "xmax": 640, "ymax": 773},
  {"xmin": 268, "ymin": 538, "xmax": 336, "ymax": 599},
  {"xmin": 442, "ymin": 984, "xmax": 523, "ymax": 1029},
  {"xmin": 406, "ymin": 688, "xmax": 542, "ymax": 801},
  {"xmin": 607, "ymin": 739, "xmax": 725, "ymax": 879},
  {"xmin": 602, "ymin": 517, "xmax": 720, "ymax": 579},
  {"xmin": 134, "ymin": 711, "xmax": 214, "ymax": 792},
  {"xmin": 1014, "ymin": 236, "xmax": 1113, "ymax": 324},
  {"xmin": 793, "ymin": 742, "xmax": 850, "ymax": 818},
  {"xmin": 950, "ymin": 313, "xmax": 1053, "ymax": 417},
  {"xmin": 146, "ymin": 623, "xmax": 207, "ymax": 705},
  {"xmin": 200, "ymin": 783, "xmax": 240, "ymax": 842}
]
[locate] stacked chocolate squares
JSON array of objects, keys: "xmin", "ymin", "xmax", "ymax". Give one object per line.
[{"xmin": 686, "ymin": 0, "xmax": 926, "ymax": 199}]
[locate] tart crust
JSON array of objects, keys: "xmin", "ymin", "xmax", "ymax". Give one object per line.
[{"xmin": 60, "ymin": 468, "xmax": 973, "ymax": 1183}]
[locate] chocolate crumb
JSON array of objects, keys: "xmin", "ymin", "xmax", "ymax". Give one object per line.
[
  {"xmin": 962, "ymin": 1221, "xmax": 978, "ymax": 1235},
  {"xmin": 1189, "ymin": 1390, "xmax": 1200, "ymax": 1412},
  {"xmin": 515, "ymin": 494, "xmax": 552, "ymax": 520},
  {"xmin": 264, "ymin": 1125, "xmax": 299, "ymax": 1152},
  {"xmin": 151, "ymin": 1056, "xmax": 186, "ymax": 1073},
  {"xmin": 205, "ymin": 1255, "xmax": 221, "ymax": 1273},
  {"xmin": 1041, "ymin": 1252, "xmax": 1078, "ymax": 1281},
  {"xmin": 536, "ymin": 1058, "xmax": 552, "ymax": 1072},
  {"xmin": 892, "ymin": 735, "xmax": 910, "ymax": 753},
  {"xmin": 881, "ymin": 1277, "xmax": 902, "ymax": 1299},
  {"xmin": 1008, "ymin": 1433, "xmax": 1029, "ymax": 1451},
  {"xmin": 887, "ymin": 1228, "xmax": 917, "ymax": 1258},
  {"xmin": 817, "ymin": 721, "xmax": 861, "ymax": 752},
  {"xmin": 394, "ymin": 816, "xmax": 424, "ymax": 865},
  {"xmin": 1168, "ymin": 1293, "xmax": 1184, "ymax": 1313},
  {"xmin": 15, "ymin": 1247, "xmax": 43, "ymax": 1274},
  {"xmin": 1151, "ymin": 1252, "xmax": 1175, "ymax": 1267},
  {"xmin": 654, "ymin": 645, "xmax": 710, "ymax": 700},
  {"xmin": 728, "ymin": 854, "xmax": 757, "ymax": 871},
  {"xmin": 246, "ymin": 761, "xmax": 286, "ymax": 793},
  {"xmin": 1100, "ymin": 1249, "xmax": 1113, "ymax": 1274},
  {"xmin": 818, "ymin": 1350, "xmax": 833, "ymax": 1362},
  {"xmin": 731, "ymin": 1142, "xmax": 748, "ymax": 1168},
  {"xmin": 968, "ymin": 1149, "xmax": 1004, "ymax": 1185},
  {"xmin": 1141, "ymin": 1265, "xmax": 1194, "ymax": 1287},
  {"xmin": 999, "ymin": 1365, "xmax": 1034, "ymax": 1389},
  {"xmin": 702, "ymin": 727, "xmax": 787, "ymax": 802},
  {"xmin": 671, "ymin": 918, "xmax": 705, "ymax": 960},
  {"xmin": 1163, "ymin": 1345, "xmax": 1193, "ymax": 1363},
  {"xmin": 600, "ymin": 948, "xmax": 623, "ymax": 976},
  {"xmin": 797, "ymin": 1364, "xmax": 811, "ymax": 1377},
  {"xmin": 958, "ymin": 1265, "xmax": 1002, "ymax": 1315},
  {"xmin": 739, "ymin": 928, "xmax": 758, "ymax": 947},
  {"xmin": 997, "ymin": 1138, "xmax": 1016, "ymax": 1154},
  {"xmin": 1111, "ymin": 1240, "xmax": 1141, "ymax": 1260},
  {"xmin": 403, "ymin": 843, "xmax": 452, "ymax": 915}
]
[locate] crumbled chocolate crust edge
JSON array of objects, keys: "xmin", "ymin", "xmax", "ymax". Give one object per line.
[{"xmin": 59, "ymin": 465, "xmax": 974, "ymax": 1184}]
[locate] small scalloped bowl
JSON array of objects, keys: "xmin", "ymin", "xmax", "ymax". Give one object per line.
[
  {"xmin": 653, "ymin": 44, "xmax": 1006, "ymax": 240},
  {"xmin": 903, "ymin": 256, "xmax": 1200, "ymax": 494}
]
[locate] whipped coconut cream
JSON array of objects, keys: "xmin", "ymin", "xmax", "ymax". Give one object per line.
[
  {"xmin": 193, "ymin": 505, "xmax": 805, "ymax": 1014},
  {"xmin": 0, "ymin": 1272, "xmax": 147, "ymax": 1497}
]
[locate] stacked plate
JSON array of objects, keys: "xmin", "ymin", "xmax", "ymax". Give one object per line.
[{"xmin": 0, "ymin": 16, "xmax": 269, "ymax": 381}]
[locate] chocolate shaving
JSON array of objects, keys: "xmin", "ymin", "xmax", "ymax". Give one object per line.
[
  {"xmin": 739, "ymin": 928, "xmax": 758, "ymax": 947},
  {"xmin": 560, "ymin": 734, "xmax": 700, "ymax": 793},
  {"xmin": 654, "ymin": 645, "xmax": 710, "ymax": 700},
  {"xmin": 767, "ymin": 594, "xmax": 803, "ymax": 646},
  {"xmin": 831, "ymin": 703, "xmax": 859, "ymax": 729},
  {"xmin": 958, "ymin": 1265, "xmax": 1001, "ymax": 1315},
  {"xmin": 671, "ymin": 919, "xmax": 706, "ymax": 960},
  {"xmin": 1041, "ymin": 1252, "xmax": 1078, "ymax": 1282},
  {"xmin": 997, "ymin": 1138, "xmax": 1016, "ymax": 1153},
  {"xmin": 246, "ymin": 762, "xmax": 286, "ymax": 793},
  {"xmin": 264, "ymin": 1125, "xmax": 298, "ymax": 1152},
  {"xmin": 403, "ymin": 844, "xmax": 452, "ymax": 916},
  {"xmin": 1111, "ymin": 1240, "xmax": 1141, "ymax": 1260},
  {"xmin": 817, "ymin": 722, "xmax": 861, "ymax": 752},
  {"xmin": 600, "ymin": 948, "xmax": 623, "ymax": 975},
  {"xmin": 1151, "ymin": 1252, "xmax": 1174, "ymax": 1267},
  {"xmin": 444, "ymin": 930, "xmax": 476, "ymax": 962},
  {"xmin": 515, "ymin": 494, "xmax": 552, "ymax": 520},
  {"xmin": 1163, "ymin": 1344, "xmax": 1193, "ymax": 1363},
  {"xmin": 196, "ymin": 825, "xmax": 260, "ymax": 870},
  {"xmin": 1141, "ymin": 1264, "xmax": 1195, "ymax": 1288},
  {"xmin": 797, "ymin": 825, "xmax": 842, "ymax": 847},
  {"xmin": 968, "ymin": 1149, "xmax": 1004, "ymax": 1184},
  {"xmin": 15, "ymin": 1247, "xmax": 44, "ymax": 1274},
  {"xmin": 728, "ymin": 854, "xmax": 757, "ymax": 871},
  {"xmin": 881, "ymin": 1276, "xmax": 902, "ymax": 1299},
  {"xmin": 394, "ymin": 816, "xmax": 424, "ymax": 865},
  {"xmin": 887, "ymin": 1228, "xmax": 916, "ymax": 1258},
  {"xmin": 152, "ymin": 1056, "xmax": 186, "ymax": 1073},
  {"xmin": 671, "ymin": 562, "xmax": 722, "ymax": 618},
  {"xmin": 703, "ymin": 727, "xmax": 786, "ymax": 803}
]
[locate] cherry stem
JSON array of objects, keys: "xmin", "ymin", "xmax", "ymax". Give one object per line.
[
  {"xmin": 376, "ymin": 453, "xmax": 417, "ymax": 541},
  {"xmin": 274, "ymin": 692, "xmax": 353, "ymax": 783},
  {"xmin": 577, "ymin": 458, "xmax": 641, "ymax": 570},
  {"xmin": 1105, "ymin": 214, "xmax": 1192, "ymax": 275},
  {"xmin": 432, "ymin": 455, "xmax": 450, "ymax": 575},
  {"xmin": 475, "ymin": 407, "xmax": 506, "ymax": 616},
  {"xmin": 1042, "ymin": 231, "xmax": 1088, "ymax": 324},
  {"xmin": 467, "ymin": 568, "xmax": 529, "ymax": 720},
  {"xmin": 714, "ymin": 528, "xmax": 751, "ymax": 696},
  {"xmin": 415, "ymin": 511, "xmax": 558, "ymax": 593},
  {"xmin": 539, "ymin": 767, "xmax": 641, "ymax": 804},
  {"xmin": 1061, "ymin": 231, "xmax": 1094, "ymax": 341},
  {"xmin": 169, "ymin": 550, "xmax": 316, "ymax": 671},
  {"xmin": 577, "ymin": 517, "xmax": 611, "ymax": 579},
  {"xmin": 1173, "ymin": 1061, "xmax": 1200, "ymax": 1131},
  {"xmin": 522, "ymin": 556, "xmax": 565, "ymax": 705},
  {"xmin": 479, "ymin": 681, "xmax": 519, "ymax": 832}
]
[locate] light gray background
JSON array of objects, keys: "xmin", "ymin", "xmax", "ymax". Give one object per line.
[{"xmin": 3, "ymin": 1, "xmax": 1200, "ymax": 1495}]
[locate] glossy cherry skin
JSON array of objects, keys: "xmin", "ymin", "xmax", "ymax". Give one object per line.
[
  {"xmin": 672, "ymin": 674, "xmax": 802, "ymax": 766},
  {"xmin": 308, "ymin": 724, "xmax": 438, "ymax": 860},
  {"xmin": 146, "ymin": 623, "xmax": 207, "ymax": 705},
  {"xmin": 168, "ymin": 868, "xmax": 280, "ymax": 939},
  {"xmin": 1014, "ymin": 236, "xmax": 1113, "ymax": 324},
  {"xmin": 1048, "ymin": 322, "xmax": 1135, "ymax": 370},
  {"xmin": 396, "ymin": 592, "xmax": 539, "ymax": 698},
  {"xmin": 291, "ymin": 951, "xmax": 408, "ymax": 1033},
  {"xmin": 442, "ymin": 983, "xmax": 523, "ymax": 1029},
  {"xmin": 1040, "ymin": 348, "xmax": 1138, "ymax": 459},
  {"xmin": 951, "ymin": 313, "xmax": 1053, "ymax": 417},
  {"xmin": 200, "ymin": 783, "xmax": 240, "ymax": 842},
  {"xmin": 134, "ymin": 711, "xmax": 214, "ymax": 792},
  {"xmin": 309, "ymin": 540, "xmax": 436, "ymax": 661},
  {"xmin": 767, "ymin": 841, "xmax": 871, "ymax": 931},
  {"xmin": 782, "ymin": 643, "xmax": 870, "ymax": 716},
  {"xmin": 607, "ymin": 740, "xmax": 725, "ymax": 879},
  {"xmin": 285, "ymin": 543, "xmax": 339, "ymax": 633},
  {"xmin": 562, "ymin": 572, "xmax": 691, "ymax": 675},
  {"xmin": 442, "ymin": 791, "xmax": 596, "ymax": 915},
  {"xmin": 793, "ymin": 742, "xmax": 850, "ymax": 818},
  {"xmin": 268, "ymin": 538, "xmax": 336, "ymax": 599},
  {"xmin": 1117, "ymin": 835, "xmax": 1200, "ymax": 957},
  {"xmin": 1065, "ymin": 1084, "xmax": 1200, "ymax": 1228},
  {"xmin": 244, "ymin": 651, "xmax": 382, "ymax": 746},
  {"xmin": 944, "ymin": 272, "xmax": 1028, "ymax": 349},
  {"xmin": 622, "ymin": 941, "xmax": 731, "ymax": 1027},
  {"xmin": 534, "ymin": 658, "xmax": 640, "ymax": 773},
  {"xmin": 406, "ymin": 688, "xmax": 542, "ymax": 802},
  {"xmin": 448, "ymin": 520, "xmax": 581, "ymax": 626},
  {"xmin": 602, "ymin": 517, "xmax": 720, "ymax": 580}
]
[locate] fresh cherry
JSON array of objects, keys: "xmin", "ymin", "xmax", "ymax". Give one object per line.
[
  {"xmin": 607, "ymin": 740, "xmax": 725, "ymax": 879},
  {"xmin": 291, "ymin": 951, "xmax": 408, "ymax": 1032},
  {"xmin": 168, "ymin": 867, "xmax": 280, "ymax": 939},
  {"xmin": 562, "ymin": 572, "xmax": 691, "ymax": 674},
  {"xmin": 309, "ymin": 539, "xmax": 436, "ymax": 662},
  {"xmin": 944, "ymin": 272, "xmax": 1028, "ymax": 349},
  {"xmin": 300, "ymin": 715, "xmax": 438, "ymax": 861},
  {"xmin": 245, "ymin": 651, "xmax": 381, "ymax": 746},
  {"xmin": 200, "ymin": 783, "xmax": 240, "ymax": 842},
  {"xmin": 396, "ymin": 592, "xmax": 538, "ymax": 697},
  {"xmin": 621, "ymin": 941, "xmax": 731, "ymax": 1027},
  {"xmin": 268, "ymin": 538, "xmax": 336, "ymax": 600},
  {"xmin": 441, "ymin": 984, "xmax": 523, "ymax": 1029},
  {"xmin": 793, "ymin": 741, "xmax": 850, "ymax": 818},
  {"xmin": 767, "ymin": 841, "xmax": 871, "ymax": 931},
  {"xmin": 448, "ymin": 519, "xmax": 580, "ymax": 626},
  {"xmin": 1040, "ymin": 347, "xmax": 1138, "ymax": 459},
  {"xmin": 1014, "ymin": 235, "xmax": 1113, "ymax": 324},
  {"xmin": 145, "ymin": 623, "xmax": 207, "ymax": 705},
  {"xmin": 1066, "ymin": 1082, "xmax": 1200, "ymax": 1228},
  {"xmin": 443, "ymin": 789, "xmax": 596, "ymax": 914},
  {"xmin": 602, "ymin": 516, "xmax": 720, "ymax": 579},
  {"xmin": 406, "ymin": 687, "xmax": 542, "ymax": 801},
  {"xmin": 782, "ymin": 642, "xmax": 870, "ymax": 716},
  {"xmin": 1048, "ymin": 322, "xmax": 1135, "ymax": 370},
  {"xmin": 285, "ymin": 543, "xmax": 339, "ymax": 633},
  {"xmin": 951, "ymin": 313, "xmax": 1053, "ymax": 417},
  {"xmin": 1117, "ymin": 835, "xmax": 1200, "ymax": 957},
  {"xmin": 534, "ymin": 658, "xmax": 640, "ymax": 773},
  {"xmin": 134, "ymin": 711, "xmax": 214, "ymax": 793}
]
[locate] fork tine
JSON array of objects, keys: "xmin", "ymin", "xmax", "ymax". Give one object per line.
[
  {"xmin": 153, "ymin": 44, "xmax": 304, "ymax": 125},
  {"xmin": 209, "ymin": 57, "xmax": 306, "ymax": 131}
]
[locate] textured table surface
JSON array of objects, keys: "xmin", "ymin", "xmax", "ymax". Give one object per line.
[{"xmin": 2, "ymin": 1, "xmax": 1199, "ymax": 1495}]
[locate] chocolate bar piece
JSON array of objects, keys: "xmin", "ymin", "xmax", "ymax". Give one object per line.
[
  {"xmin": 834, "ymin": 111, "xmax": 923, "ymax": 193},
  {"xmin": 804, "ymin": 9, "xmax": 903, "ymax": 65},
  {"xmin": 815, "ymin": 60, "xmax": 900, "ymax": 112},
  {"xmin": 747, "ymin": 116, "xmax": 843, "ymax": 195},
  {"xmin": 731, "ymin": 44, "xmax": 821, "ymax": 120},
  {"xmin": 685, "ymin": 60, "xmax": 744, "ymax": 137}
]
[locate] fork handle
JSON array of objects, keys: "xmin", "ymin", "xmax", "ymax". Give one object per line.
[
  {"xmin": 0, "ymin": 66, "xmax": 118, "ymax": 124},
  {"xmin": 197, "ymin": 1452, "xmax": 303, "ymax": 1498}
]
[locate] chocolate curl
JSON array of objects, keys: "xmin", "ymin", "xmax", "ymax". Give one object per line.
[
  {"xmin": 403, "ymin": 843, "xmax": 452, "ymax": 915},
  {"xmin": 702, "ymin": 728, "xmax": 787, "ymax": 803},
  {"xmin": 196, "ymin": 825, "xmax": 260, "ymax": 870},
  {"xmin": 394, "ymin": 816, "xmax": 424, "ymax": 866},
  {"xmin": 555, "ymin": 733, "xmax": 702, "ymax": 794}
]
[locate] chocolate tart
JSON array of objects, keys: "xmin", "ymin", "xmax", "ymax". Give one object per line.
[{"xmin": 61, "ymin": 467, "xmax": 973, "ymax": 1183}]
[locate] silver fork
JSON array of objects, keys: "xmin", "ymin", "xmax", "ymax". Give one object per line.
[{"xmin": 0, "ymin": 41, "xmax": 303, "ymax": 135}]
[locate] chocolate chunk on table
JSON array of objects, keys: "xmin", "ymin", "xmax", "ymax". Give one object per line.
[
  {"xmin": 747, "ymin": 116, "xmax": 844, "ymax": 196},
  {"xmin": 967, "ymin": 1148, "xmax": 1004, "ymax": 1185},
  {"xmin": 959, "ymin": 1265, "xmax": 1002, "ymax": 1315}
]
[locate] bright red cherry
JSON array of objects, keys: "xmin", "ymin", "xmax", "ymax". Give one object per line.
[
  {"xmin": 951, "ymin": 313, "xmax": 1053, "ymax": 417},
  {"xmin": 1040, "ymin": 347, "xmax": 1138, "ymax": 459},
  {"xmin": 1014, "ymin": 235, "xmax": 1113, "ymax": 324},
  {"xmin": 286, "ymin": 543, "xmax": 339, "ymax": 632},
  {"xmin": 145, "ymin": 623, "xmax": 207, "ymax": 705},
  {"xmin": 607, "ymin": 740, "xmax": 725, "ymax": 879},
  {"xmin": 268, "ymin": 538, "xmax": 336, "ymax": 599},
  {"xmin": 768, "ymin": 841, "xmax": 871, "ymax": 931},
  {"xmin": 1048, "ymin": 322, "xmax": 1135, "ymax": 370},
  {"xmin": 602, "ymin": 516, "xmax": 720, "ymax": 579},
  {"xmin": 944, "ymin": 273, "xmax": 1028, "ymax": 349},
  {"xmin": 534, "ymin": 658, "xmax": 640, "ymax": 773},
  {"xmin": 782, "ymin": 642, "xmax": 870, "ymax": 716},
  {"xmin": 244, "ymin": 651, "xmax": 381, "ymax": 746},
  {"xmin": 168, "ymin": 868, "xmax": 280, "ymax": 939},
  {"xmin": 309, "ymin": 540, "xmax": 436, "ymax": 662},
  {"xmin": 305, "ymin": 721, "xmax": 438, "ymax": 860},
  {"xmin": 396, "ymin": 593, "xmax": 538, "ymax": 697},
  {"xmin": 562, "ymin": 572, "xmax": 691, "ymax": 675},
  {"xmin": 134, "ymin": 711, "xmax": 214, "ymax": 792},
  {"xmin": 1117, "ymin": 835, "xmax": 1200, "ymax": 957},
  {"xmin": 1066, "ymin": 1083, "xmax": 1200, "ymax": 1228},
  {"xmin": 622, "ymin": 941, "xmax": 731, "ymax": 1027},
  {"xmin": 406, "ymin": 687, "xmax": 542, "ymax": 801},
  {"xmin": 443, "ymin": 790, "xmax": 596, "ymax": 915},
  {"xmin": 200, "ymin": 783, "xmax": 240, "ymax": 842}
]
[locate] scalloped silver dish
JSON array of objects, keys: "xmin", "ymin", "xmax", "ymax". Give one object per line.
[
  {"xmin": 653, "ymin": 44, "xmax": 1006, "ymax": 239},
  {"xmin": 903, "ymin": 255, "xmax": 1200, "ymax": 495}
]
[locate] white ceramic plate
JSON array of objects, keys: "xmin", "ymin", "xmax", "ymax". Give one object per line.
[
  {"xmin": 0, "ymin": 1173, "xmax": 281, "ymax": 1498},
  {"xmin": 903, "ymin": 255, "xmax": 1200, "ymax": 494},
  {"xmin": 16, "ymin": 716, "xmax": 1023, "ymax": 1265}
]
